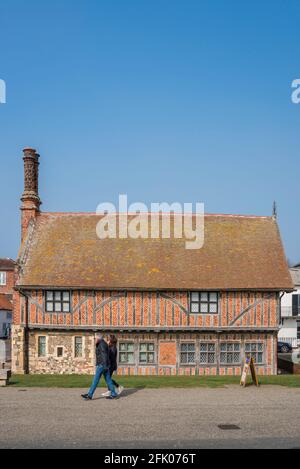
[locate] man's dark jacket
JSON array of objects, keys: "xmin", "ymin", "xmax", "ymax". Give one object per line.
[{"xmin": 96, "ymin": 339, "xmax": 109, "ymax": 369}]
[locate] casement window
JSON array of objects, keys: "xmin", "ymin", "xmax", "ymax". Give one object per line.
[
  {"xmin": 292, "ymin": 294, "xmax": 300, "ymax": 316},
  {"xmin": 46, "ymin": 291, "xmax": 70, "ymax": 313},
  {"xmin": 74, "ymin": 337, "xmax": 83, "ymax": 358},
  {"xmin": 220, "ymin": 343, "xmax": 241, "ymax": 365},
  {"xmin": 38, "ymin": 336, "xmax": 46, "ymax": 357},
  {"xmin": 139, "ymin": 343, "xmax": 155, "ymax": 364},
  {"xmin": 245, "ymin": 343, "xmax": 264, "ymax": 364},
  {"xmin": 57, "ymin": 346, "xmax": 64, "ymax": 358},
  {"xmin": 180, "ymin": 343, "xmax": 196, "ymax": 365},
  {"xmin": 0, "ymin": 272, "xmax": 6, "ymax": 286},
  {"xmin": 190, "ymin": 292, "xmax": 218, "ymax": 314},
  {"xmin": 200, "ymin": 342, "xmax": 216, "ymax": 364},
  {"xmin": 119, "ymin": 342, "xmax": 135, "ymax": 364}
]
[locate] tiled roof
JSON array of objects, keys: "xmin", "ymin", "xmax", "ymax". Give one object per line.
[
  {"xmin": 0, "ymin": 258, "xmax": 15, "ymax": 271},
  {"xmin": 0, "ymin": 294, "xmax": 13, "ymax": 311},
  {"xmin": 16, "ymin": 213, "xmax": 293, "ymax": 291}
]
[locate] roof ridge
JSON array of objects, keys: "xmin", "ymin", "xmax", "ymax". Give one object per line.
[{"xmin": 40, "ymin": 211, "xmax": 272, "ymax": 219}]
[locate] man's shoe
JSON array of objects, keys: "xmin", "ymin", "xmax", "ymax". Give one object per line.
[
  {"xmin": 81, "ymin": 394, "xmax": 92, "ymax": 400},
  {"xmin": 117, "ymin": 385, "xmax": 124, "ymax": 395},
  {"xmin": 101, "ymin": 390, "xmax": 111, "ymax": 397}
]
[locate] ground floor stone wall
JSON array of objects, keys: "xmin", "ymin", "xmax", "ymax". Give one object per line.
[{"xmin": 13, "ymin": 329, "xmax": 277, "ymax": 376}]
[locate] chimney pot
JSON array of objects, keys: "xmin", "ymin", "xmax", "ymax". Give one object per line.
[{"xmin": 20, "ymin": 147, "xmax": 42, "ymax": 242}]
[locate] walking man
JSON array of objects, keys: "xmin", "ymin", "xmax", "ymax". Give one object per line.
[{"xmin": 81, "ymin": 333, "xmax": 118, "ymax": 400}]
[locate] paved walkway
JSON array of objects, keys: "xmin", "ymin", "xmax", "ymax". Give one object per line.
[{"xmin": 0, "ymin": 385, "xmax": 300, "ymax": 448}]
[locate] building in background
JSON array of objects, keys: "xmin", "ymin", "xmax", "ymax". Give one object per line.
[
  {"xmin": 12, "ymin": 148, "xmax": 293, "ymax": 376},
  {"xmin": 0, "ymin": 258, "xmax": 15, "ymax": 338},
  {"xmin": 279, "ymin": 265, "xmax": 300, "ymax": 348}
]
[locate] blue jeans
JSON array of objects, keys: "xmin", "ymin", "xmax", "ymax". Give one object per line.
[{"xmin": 88, "ymin": 365, "xmax": 117, "ymax": 398}]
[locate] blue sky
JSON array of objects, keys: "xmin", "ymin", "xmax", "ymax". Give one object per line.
[{"xmin": 0, "ymin": 0, "xmax": 299, "ymax": 263}]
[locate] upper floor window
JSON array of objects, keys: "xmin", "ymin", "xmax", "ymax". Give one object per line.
[
  {"xmin": 46, "ymin": 291, "xmax": 70, "ymax": 313},
  {"xmin": 190, "ymin": 292, "xmax": 218, "ymax": 314},
  {"xmin": 0, "ymin": 272, "xmax": 6, "ymax": 286}
]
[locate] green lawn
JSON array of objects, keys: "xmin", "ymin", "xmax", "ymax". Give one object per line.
[{"xmin": 9, "ymin": 374, "xmax": 300, "ymax": 388}]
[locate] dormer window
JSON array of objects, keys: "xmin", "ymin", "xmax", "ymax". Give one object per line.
[
  {"xmin": 190, "ymin": 292, "xmax": 219, "ymax": 314},
  {"xmin": 46, "ymin": 291, "xmax": 70, "ymax": 313}
]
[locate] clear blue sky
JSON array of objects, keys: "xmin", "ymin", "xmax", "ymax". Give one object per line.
[{"xmin": 0, "ymin": 0, "xmax": 299, "ymax": 263}]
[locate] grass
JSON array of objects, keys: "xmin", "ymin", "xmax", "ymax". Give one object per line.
[{"xmin": 9, "ymin": 374, "xmax": 300, "ymax": 388}]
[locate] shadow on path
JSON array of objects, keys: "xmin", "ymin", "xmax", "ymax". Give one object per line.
[{"xmin": 93, "ymin": 387, "xmax": 145, "ymax": 400}]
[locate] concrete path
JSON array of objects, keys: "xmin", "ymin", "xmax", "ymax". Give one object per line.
[{"xmin": 0, "ymin": 385, "xmax": 300, "ymax": 449}]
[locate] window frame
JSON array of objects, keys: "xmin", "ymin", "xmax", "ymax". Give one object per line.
[
  {"xmin": 56, "ymin": 346, "xmax": 64, "ymax": 358},
  {"xmin": 139, "ymin": 342, "xmax": 156, "ymax": 365},
  {"xmin": 180, "ymin": 342, "xmax": 196, "ymax": 365},
  {"xmin": 245, "ymin": 342, "xmax": 264, "ymax": 365},
  {"xmin": 119, "ymin": 342, "xmax": 135, "ymax": 365},
  {"xmin": 220, "ymin": 342, "xmax": 241, "ymax": 365},
  {"xmin": 74, "ymin": 336, "xmax": 83, "ymax": 358},
  {"xmin": 0, "ymin": 272, "xmax": 6, "ymax": 286},
  {"xmin": 199, "ymin": 342, "xmax": 217, "ymax": 365},
  {"xmin": 45, "ymin": 291, "xmax": 71, "ymax": 313},
  {"xmin": 37, "ymin": 335, "xmax": 47, "ymax": 358},
  {"xmin": 190, "ymin": 291, "xmax": 219, "ymax": 314}
]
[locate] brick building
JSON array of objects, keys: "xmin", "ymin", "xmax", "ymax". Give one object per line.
[
  {"xmin": 0, "ymin": 258, "xmax": 15, "ymax": 338},
  {"xmin": 12, "ymin": 148, "xmax": 293, "ymax": 376}
]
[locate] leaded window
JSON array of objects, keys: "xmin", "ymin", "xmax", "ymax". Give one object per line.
[
  {"xmin": 190, "ymin": 292, "xmax": 218, "ymax": 314},
  {"xmin": 75, "ymin": 337, "xmax": 83, "ymax": 358},
  {"xmin": 119, "ymin": 342, "xmax": 135, "ymax": 364},
  {"xmin": 139, "ymin": 343, "xmax": 155, "ymax": 364},
  {"xmin": 180, "ymin": 343, "xmax": 196, "ymax": 364},
  {"xmin": 220, "ymin": 342, "xmax": 241, "ymax": 364},
  {"xmin": 46, "ymin": 291, "xmax": 70, "ymax": 313},
  {"xmin": 200, "ymin": 342, "xmax": 216, "ymax": 364},
  {"xmin": 38, "ymin": 336, "xmax": 46, "ymax": 357},
  {"xmin": 245, "ymin": 342, "xmax": 264, "ymax": 364}
]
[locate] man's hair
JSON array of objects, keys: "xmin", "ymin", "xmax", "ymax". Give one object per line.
[{"xmin": 95, "ymin": 333, "xmax": 103, "ymax": 341}]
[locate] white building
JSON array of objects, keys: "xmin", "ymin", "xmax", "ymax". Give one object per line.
[{"xmin": 279, "ymin": 265, "xmax": 300, "ymax": 348}]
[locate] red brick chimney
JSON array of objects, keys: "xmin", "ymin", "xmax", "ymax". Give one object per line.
[{"xmin": 20, "ymin": 148, "xmax": 41, "ymax": 242}]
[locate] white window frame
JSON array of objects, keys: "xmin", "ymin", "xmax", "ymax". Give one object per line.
[{"xmin": 0, "ymin": 272, "xmax": 6, "ymax": 286}]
